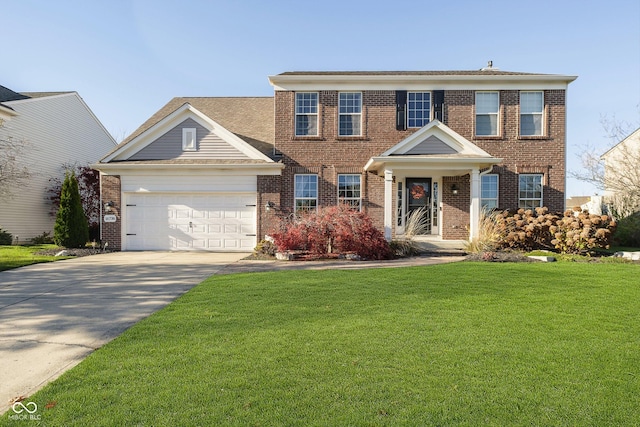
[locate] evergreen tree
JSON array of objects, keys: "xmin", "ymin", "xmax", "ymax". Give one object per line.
[{"xmin": 54, "ymin": 171, "xmax": 89, "ymax": 248}]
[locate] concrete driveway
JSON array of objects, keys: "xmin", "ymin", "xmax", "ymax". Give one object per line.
[{"xmin": 0, "ymin": 251, "xmax": 246, "ymax": 414}]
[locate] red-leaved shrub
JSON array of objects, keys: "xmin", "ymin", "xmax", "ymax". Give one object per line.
[{"xmin": 269, "ymin": 205, "xmax": 393, "ymax": 260}]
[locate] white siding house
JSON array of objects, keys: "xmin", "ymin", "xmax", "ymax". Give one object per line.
[{"xmin": 0, "ymin": 87, "xmax": 116, "ymax": 242}]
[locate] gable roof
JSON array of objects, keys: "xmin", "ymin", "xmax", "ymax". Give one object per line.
[
  {"xmin": 365, "ymin": 120, "xmax": 501, "ymax": 175},
  {"xmin": 601, "ymin": 127, "xmax": 640, "ymax": 160},
  {"xmin": 118, "ymin": 97, "xmax": 274, "ymax": 158},
  {"xmin": 101, "ymin": 102, "xmax": 276, "ymax": 164},
  {"xmin": 0, "ymin": 85, "xmax": 30, "ymax": 102}
]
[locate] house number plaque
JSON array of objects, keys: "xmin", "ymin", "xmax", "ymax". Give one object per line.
[{"xmin": 103, "ymin": 215, "xmax": 117, "ymax": 223}]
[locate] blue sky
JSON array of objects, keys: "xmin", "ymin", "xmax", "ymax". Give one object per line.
[{"xmin": 3, "ymin": 0, "xmax": 639, "ymax": 197}]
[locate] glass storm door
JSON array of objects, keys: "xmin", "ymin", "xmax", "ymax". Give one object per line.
[{"xmin": 406, "ymin": 178, "xmax": 432, "ymax": 234}]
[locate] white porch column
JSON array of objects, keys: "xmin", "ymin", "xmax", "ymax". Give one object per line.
[
  {"xmin": 469, "ymin": 168, "xmax": 480, "ymax": 240},
  {"xmin": 384, "ymin": 169, "xmax": 394, "ymax": 240}
]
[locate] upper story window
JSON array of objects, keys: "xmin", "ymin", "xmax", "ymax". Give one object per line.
[
  {"xmin": 338, "ymin": 174, "xmax": 362, "ymax": 210},
  {"xmin": 519, "ymin": 174, "xmax": 543, "ymax": 209},
  {"xmin": 294, "ymin": 174, "xmax": 318, "ymax": 213},
  {"xmin": 338, "ymin": 92, "xmax": 362, "ymax": 136},
  {"xmin": 182, "ymin": 128, "xmax": 197, "ymax": 151},
  {"xmin": 475, "ymin": 91, "xmax": 500, "ymax": 136},
  {"xmin": 295, "ymin": 92, "xmax": 318, "ymax": 136},
  {"xmin": 520, "ymin": 91, "xmax": 544, "ymax": 136},
  {"xmin": 481, "ymin": 174, "xmax": 499, "ymax": 210},
  {"xmin": 407, "ymin": 92, "xmax": 431, "ymax": 128}
]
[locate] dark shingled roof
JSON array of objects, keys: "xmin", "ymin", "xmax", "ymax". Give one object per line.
[
  {"xmin": 0, "ymin": 85, "xmax": 30, "ymax": 102},
  {"xmin": 120, "ymin": 97, "xmax": 274, "ymax": 158}
]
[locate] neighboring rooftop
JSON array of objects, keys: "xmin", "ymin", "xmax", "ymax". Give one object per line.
[{"xmin": 0, "ymin": 85, "xmax": 30, "ymax": 103}]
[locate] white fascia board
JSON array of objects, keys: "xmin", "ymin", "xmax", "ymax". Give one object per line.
[
  {"xmin": 102, "ymin": 103, "xmax": 202, "ymax": 161},
  {"xmin": 269, "ymin": 74, "xmax": 578, "ymax": 91},
  {"xmin": 600, "ymin": 127, "xmax": 640, "ymax": 160},
  {"xmin": 0, "ymin": 104, "xmax": 18, "ymax": 120},
  {"xmin": 103, "ymin": 103, "xmax": 274, "ymax": 163},
  {"xmin": 208, "ymin": 118, "xmax": 275, "ymax": 162},
  {"xmin": 92, "ymin": 162, "xmax": 284, "ymax": 176},
  {"xmin": 364, "ymin": 156, "xmax": 502, "ymax": 175},
  {"xmin": 380, "ymin": 120, "xmax": 493, "ymax": 158},
  {"xmin": 5, "ymin": 92, "xmax": 117, "ymax": 145}
]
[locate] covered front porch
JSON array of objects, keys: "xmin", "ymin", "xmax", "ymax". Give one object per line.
[{"xmin": 364, "ymin": 120, "xmax": 501, "ymax": 241}]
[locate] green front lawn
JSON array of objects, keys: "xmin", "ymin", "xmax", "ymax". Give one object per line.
[
  {"xmin": 3, "ymin": 262, "xmax": 640, "ymax": 426},
  {"xmin": 0, "ymin": 245, "xmax": 70, "ymax": 271}
]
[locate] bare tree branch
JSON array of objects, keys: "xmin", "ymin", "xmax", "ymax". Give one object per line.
[
  {"xmin": 570, "ymin": 111, "xmax": 640, "ymax": 218},
  {"xmin": 0, "ymin": 120, "xmax": 31, "ymax": 199}
]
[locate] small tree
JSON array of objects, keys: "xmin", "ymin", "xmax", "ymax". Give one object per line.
[
  {"xmin": 47, "ymin": 164, "xmax": 100, "ymax": 240},
  {"xmin": 54, "ymin": 171, "xmax": 89, "ymax": 248}
]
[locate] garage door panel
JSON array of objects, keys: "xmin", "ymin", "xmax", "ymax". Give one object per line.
[{"xmin": 125, "ymin": 193, "xmax": 256, "ymax": 251}]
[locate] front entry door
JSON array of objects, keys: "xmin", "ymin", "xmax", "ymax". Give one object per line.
[{"xmin": 406, "ymin": 178, "xmax": 432, "ymax": 234}]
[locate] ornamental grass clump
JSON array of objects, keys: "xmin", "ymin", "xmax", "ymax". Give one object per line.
[
  {"xmin": 391, "ymin": 207, "xmax": 430, "ymax": 257},
  {"xmin": 465, "ymin": 208, "xmax": 506, "ymax": 253}
]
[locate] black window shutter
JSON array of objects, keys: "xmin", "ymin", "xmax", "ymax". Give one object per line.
[
  {"xmin": 433, "ymin": 90, "xmax": 444, "ymax": 122},
  {"xmin": 396, "ymin": 90, "xmax": 407, "ymax": 131}
]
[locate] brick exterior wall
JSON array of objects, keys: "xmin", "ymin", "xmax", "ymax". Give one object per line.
[
  {"xmin": 445, "ymin": 90, "xmax": 566, "ymax": 212},
  {"xmin": 271, "ymin": 87, "xmax": 567, "ymax": 240},
  {"xmin": 100, "ymin": 174, "xmax": 121, "ymax": 250},
  {"xmin": 257, "ymin": 175, "xmax": 281, "ymax": 239}
]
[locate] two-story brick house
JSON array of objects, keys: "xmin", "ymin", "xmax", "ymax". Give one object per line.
[
  {"xmin": 95, "ymin": 67, "xmax": 576, "ymax": 251},
  {"xmin": 268, "ymin": 68, "xmax": 576, "ymax": 242}
]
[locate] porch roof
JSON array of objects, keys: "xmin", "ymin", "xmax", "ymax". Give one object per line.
[
  {"xmin": 364, "ymin": 154, "xmax": 502, "ymax": 176},
  {"xmin": 364, "ymin": 120, "xmax": 502, "ymax": 176}
]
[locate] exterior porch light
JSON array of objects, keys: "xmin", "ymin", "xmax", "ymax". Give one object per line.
[
  {"xmin": 451, "ymin": 184, "xmax": 459, "ymax": 195},
  {"xmin": 265, "ymin": 201, "xmax": 276, "ymax": 211},
  {"xmin": 104, "ymin": 201, "xmax": 115, "ymax": 212}
]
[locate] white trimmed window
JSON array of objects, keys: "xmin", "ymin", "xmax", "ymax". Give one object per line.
[
  {"xmin": 519, "ymin": 174, "xmax": 543, "ymax": 209},
  {"xmin": 295, "ymin": 174, "xmax": 318, "ymax": 213},
  {"xmin": 338, "ymin": 174, "xmax": 361, "ymax": 210},
  {"xmin": 520, "ymin": 91, "xmax": 544, "ymax": 136},
  {"xmin": 295, "ymin": 92, "xmax": 318, "ymax": 136},
  {"xmin": 475, "ymin": 91, "xmax": 500, "ymax": 136},
  {"xmin": 182, "ymin": 128, "xmax": 197, "ymax": 151},
  {"xmin": 338, "ymin": 92, "xmax": 362, "ymax": 136},
  {"xmin": 408, "ymin": 92, "xmax": 431, "ymax": 128},
  {"xmin": 481, "ymin": 174, "xmax": 499, "ymax": 209}
]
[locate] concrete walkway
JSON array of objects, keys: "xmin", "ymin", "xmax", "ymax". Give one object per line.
[
  {"xmin": 0, "ymin": 250, "xmax": 465, "ymax": 414},
  {"xmin": 0, "ymin": 251, "xmax": 245, "ymax": 414}
]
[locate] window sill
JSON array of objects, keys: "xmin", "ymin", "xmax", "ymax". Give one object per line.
[
  {"xmin": 518, "ymin": 135, "xmax": 550, "ymax": 141},
  {"xmin": 292, "ymin": 136, "xmax": 324, "ymax": 141},
  {"xmin": 336, "ymin": 136, "xmax": 368, "ymax": 142},
  {"xmin": 473, "ymin": 135, "xmax": 503, "ymax": 141}
]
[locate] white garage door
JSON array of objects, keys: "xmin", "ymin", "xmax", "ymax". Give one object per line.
[{"xmin": 124, "ymin": 193, "xmax": 257, "ymax": 251}]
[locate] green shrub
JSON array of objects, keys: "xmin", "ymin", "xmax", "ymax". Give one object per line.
[
  {"xmin": 31, "ymin": 231, "xmax": 54, "ymax": 244},
  {"xmin": 0, "ymin": 226, "xmax": 12, "ymax": 245},
  {"xmin": 613, "ymin": 211, "xmax": 640, "ymax": 247},
  {"xmin": 254, "ymin": 239, "xmax": 277, "ymax": 257},
  {"xmin": 54, "ymin": 171, "xmax": 89, "ymax": 248}
]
